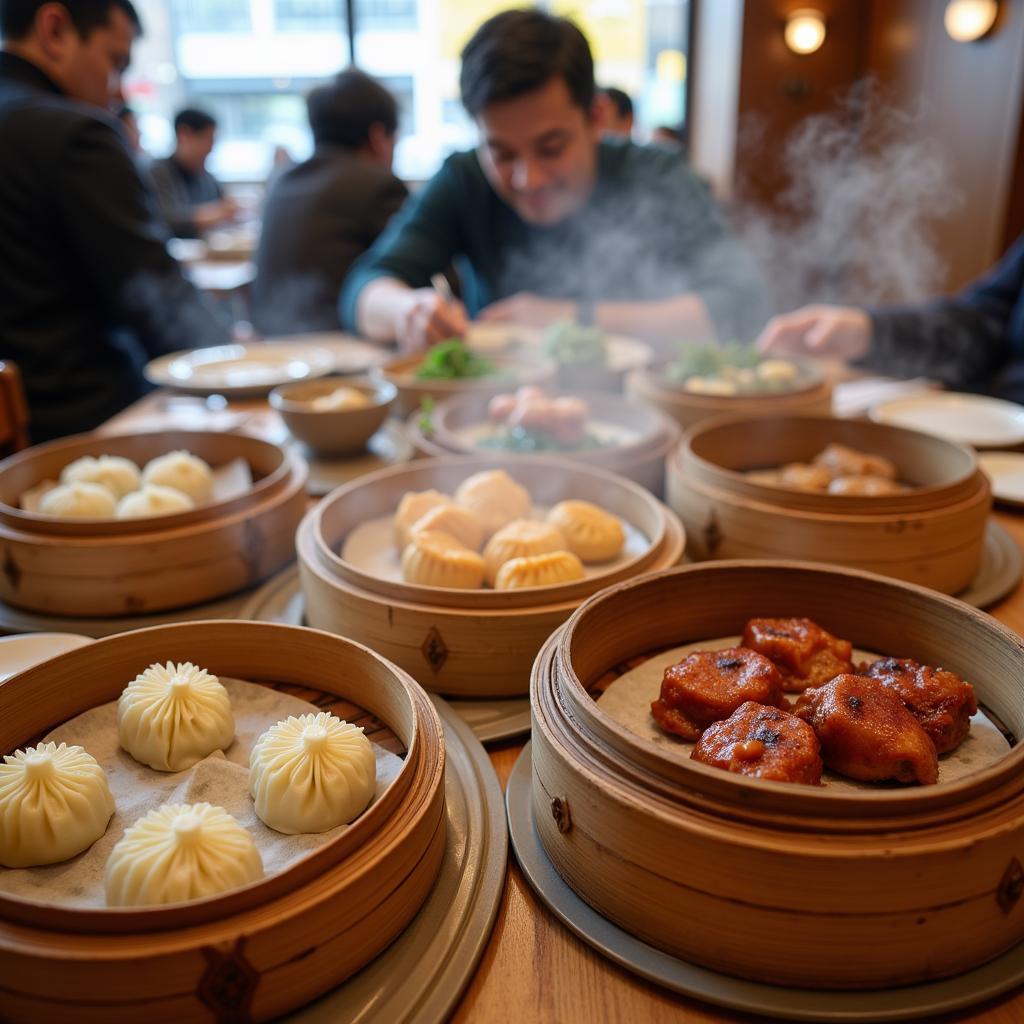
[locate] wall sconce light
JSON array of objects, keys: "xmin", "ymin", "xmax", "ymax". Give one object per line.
[
  {"xmin": 944, "ymin": 0, "xmax": 999, "ymax": 42},
  {"xmin": 784, "ymin": 9, "xmax": 827, "ymax": 55}
]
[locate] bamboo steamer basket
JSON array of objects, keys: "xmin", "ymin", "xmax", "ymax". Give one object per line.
[
  {"xmin": 0, "ymin": 619, "xmax": 445, "ymax": 1023},
  {"xmin": 531, "ymin": 560, "xmax": 1024, "ymax": 990},
  {"xmin": 0, "ymin": 431, "xmax": 307, "ymax": 616},
  {"xmin": 374, "ymin": 352, "xmax": 557, "ymax": 418},
  {"xmin": 667, "ymin": 415, "xmax": 991, "ymax": 594},
  {"xmin": 297, "ymin": 455, "xmax": 686, "ymax": 697},
  {"xmin": 626, "ymin": 363, "xmax": 833, "ymax": 430},
  {"xmin": 405, "ymin": 390, "xmax": 681, "ymax": 496}
]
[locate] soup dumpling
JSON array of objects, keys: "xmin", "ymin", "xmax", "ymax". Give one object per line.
[
  {"xmin": 39, "ymin": 481, "xmax": 117, "ymax": 518},
  {"xmin": 411, "ymin": 502, "xmax": 484, "ymax": 551},
  {"xmin": 0, "ymin": 742, "xmax": 114, "ymax": 867},
  {"xmin": 105, "ymin": 802, "xmax": 263, "ymax": 906},
  {"xmin": 494, "ymin": 550, "xmax": 585, "ymax": 590},
  {"xmin": 61, "ymin": 455, "xmax": 140, "ymax": 499},
  {"xmin": 401, "ymin": 530, "xmax": 486, "ymax": 589},
  {"xmin": 250, "ymin": 711, "xmax": 376, "ymax": 834},
  {"xmin": 483, "ymin": 519, "xmax": 566, "ymax": 585},
  {"xmin": 116, "ymin": 484, "xmax": 195, "ymax": 519},
  {"xmin": 141, "ymin": 450, "xmax": 214, "ymax": 504},
  {"xmin": 454, "ymin": 469, "xmax": 531, "ymax": 539},
  {"xmin": 394, "ymin": 489, "xmax": 452, "ymax": 550},
  {"xmin": 546, "ymin": 500, "xmax": 625, "ymax": 563}
]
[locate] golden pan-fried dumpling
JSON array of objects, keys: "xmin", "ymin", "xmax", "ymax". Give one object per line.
[
  {"xmin": 454, "ymin": 469, "xmax": 531, "ymax": 539},
  {"xmin": 814, "ymin": 443, "xmax": 898, "ymax": 481},
  {"xmin": 39, "ymin": 481, "xmax": 117, "ymax": 518},
  {"xmin": 118, "ymin": 661, "xmax": 235, "ymax": 772},
  {"xmin": 61, "ymin": 454, "xmax": 140, "ymax": 499},
  {"xmin": 105, "ymin": 802, "xmax": 263, "ymax": 907},
  {"xmin": 494, "ymin": 550, "xmax": 585, "ymax": 590},
  {"xmin": 483, "ymin": 519, "xmax": 567, "ymax": 585},
  {"xmin": 116, "ymin": 484, "xmax": 195, "ymax": 519},
  {"xmin": 778, "ymin": 463, "xmax": 831, "ymax": 492},
  {"xmin": 827, "ymin": 475, "xmax": 907, "ymax": 496},
  {"xmin": 411, "ymin": 502, "xmax": 484, "ymax": 551},
  {"xmin": 250, "ymin": 711, "xmax": 376, "ymax": 834},
  {"xmin": 401, "ymin": 530, "xmax": 486, "ymax": 589},
  {"xmin": 0, "ymin": 742, "xmax": 115, "ymax": 868},
  {"xmin": 141, "ymin": 450, "xmax": 214, "ymax": 504},
  {"xmin": 393, "ymin": 489, "xmax": 452, "ymax": 550},
  {"xmin": 546, "ymin": 500, "xmax": 625, "ymax": 563}
]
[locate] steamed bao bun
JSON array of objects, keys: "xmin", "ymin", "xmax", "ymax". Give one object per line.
[
  {"xmin": 40, "ymin": 481, "xmax": 118, "ymax": 518},
  {"xmin": 142, "ymin": 450, "xmax": 214, "ymax": 504},
  {"xmin": 60, "ymin": 454, "xmax": 140, "ymax": 499},
  {"xmin": 116, "ymin": 484, "xmax": 195, "ymax": 519}
]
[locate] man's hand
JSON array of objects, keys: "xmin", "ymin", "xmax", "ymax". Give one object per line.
[
  {"xmin": 756, "ymin": 305, "xmax": 873, "ymax": 362},
  {"xmin": 478, "ymin": 293, "xmax": 576, "ymax": 327},
  {"xmin": 395, "ymin": 288, "xmax": 469, "ymax": 351}
]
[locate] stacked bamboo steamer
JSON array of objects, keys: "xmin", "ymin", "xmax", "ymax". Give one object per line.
[
  {"xmin": 0, "ymin": 430, "xmax": 307, "ymax": 616},
  {"xmin": 531, "ymin": 561, "xmax": 1024, "ymax": 990},
  {"xmin": 405, "ymin": 390, "xmax": 680, "ymax": 496},
  {"xmin": 668, "ymin": 414, "xmax": 991, "ymax": 594},
  {"xmin": 297, "ymin": 455, "xmax": 685, "ymax": 697},
  {"xmin": 0, "ymin": 620, "xmax": 446, "ymax": 1022},
  {"xmin": 626, "ymin": 362, "xmax": 833, "ymax": 430}
]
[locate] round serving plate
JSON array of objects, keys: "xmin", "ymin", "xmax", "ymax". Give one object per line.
[
  {"xmin": 261, "ymin": 332, "xmax": 390, "ymax": 377},
  {"xmin": 0, "ymin": 431, "xmax": 307, "ymax": 617},
  {"xmin": 870, "ymin": 392, "xmax": 1024, "ymax": 449},
  {"xmin": 627, "ymin": 363, "xmax": 833, "ymax": 431},
  {"xmin": 506, "ymin": 743, "xmax": 1024, "ymax": 1023},
  {"xmin": 238, "ymin": 566, "xmax": 532, "ymax": 743},
  {"xmin": 0, "ymin": 620, "xmax": 446, "ymax": 1022},
  {"xmin": 310, "ymin": 454, "xmax": 672, "ymax": 610},
  {"xmin": 375, "ymin": 352, "xmax": 558, "ymax": 418},
  {"xmin": 0, "ymin": 632, "xmax": 93, "ymax": 681},
  {"xmin": 145, "ymin": 342, "xmax": 337, "ymax": 397},
  {"xmin": 531, "ymin": 561, "xmax": 1024, "ymax": 991},
  {"xmin": 979, "ymin": 451, "xmax": 1024, "ymax": 510}
]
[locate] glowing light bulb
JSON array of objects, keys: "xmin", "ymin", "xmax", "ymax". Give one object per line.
[
  {"xmin": 784, "ymin": 9, "xmax": 827, "ymax": 55},
  {"xmin": 944, "ymin": 0, "xmax": 998, "ymax": 42}
]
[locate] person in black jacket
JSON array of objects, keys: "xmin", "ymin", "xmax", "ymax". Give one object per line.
[
  {"xmin": 0, "ymin": 0, "xmax": 230, "ymax": 442},
  {"xmin": 756, "ymin": 234, "xmax": 1024, "ymax": 400},
  {"xmin": 251, "ymin": 68, "xmax": 408, "ymax": 336}
]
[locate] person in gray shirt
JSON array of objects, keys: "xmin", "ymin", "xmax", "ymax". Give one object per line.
[
  {"xmin": 149, "ymin": 107, "xmax": 237, "ymax": 239},
  {"xmin": 252, "ymin": 69, "xmax": 408, "ymax": 336}
]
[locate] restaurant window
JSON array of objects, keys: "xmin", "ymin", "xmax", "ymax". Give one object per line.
[{"xmin": 126, "ymin": 0, "xmax": 690, "ymax": 182}]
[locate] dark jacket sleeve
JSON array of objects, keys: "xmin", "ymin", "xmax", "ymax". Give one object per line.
[
  {"xmin": 148, "ymin": 157, "xmax": 199, "ymax": 238},
  {"xmin": 339, "ymin": 158, "xmax": 463, "ymax": 330},
  {"xmin": 360, "ymin": 174, "xmax": 409, "ymax": 247},
  {"xmin": 56, "ymin": 120, "xmax": 230, "ymax": 355},
  {"xmin": 859, "ymin": 235, "xmax": 1024, "ymax": 386}
]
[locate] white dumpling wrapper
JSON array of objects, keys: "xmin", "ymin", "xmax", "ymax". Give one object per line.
[
  {"xmin": 141, "ymin": 450, "xmax": 214, "ymax": 504},
  {"xmin": 0, "ymin": 742, "xmax": 114, "ymax": 867},
  {"xmin": 105, "ymin": 801, "xmax": 263, "ymax": 906},
  {"xmin": 116, "ymin": 484, "xmax": 194, "ymax": 519},
  {"xmin": 61, "ymin": 455, "xmax": 141, "ymax": 499},
  {"xmin": 249, "ymin": 712, "xmax": 376, "ymax": 834},
  {"xmin": 118, "ymin": 661, "xmax": 235, "ymax": 772}
]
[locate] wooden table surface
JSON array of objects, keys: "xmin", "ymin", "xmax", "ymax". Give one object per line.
[{"xmin": 104, "ymin": 391, "xmax": 1024, "ymax": 1023}]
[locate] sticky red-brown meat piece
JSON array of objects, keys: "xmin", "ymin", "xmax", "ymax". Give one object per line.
[
  {"xmin": 651, "ymin": 647, "xmax": 788, "ymax": 741},
  {"xmin": 691, "ymin": 702, "xmax": 823, "ymax": 785},
  {"xmin": 742, "ymin": 617, "xmax": 854, "ymax": 692},
  {"xmin": 863, "ymin": 657, "xmax": 977, "ymax": 754},
  {"xmin": 793, "ymin": 674, "xmax": 938, "ymax": 785}
]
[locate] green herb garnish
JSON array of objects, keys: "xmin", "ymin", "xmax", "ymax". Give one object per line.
[
  {"xmin": 542, "ymin": 321, "xmax": 608, "ymax": 367},
  {"xmin": 477, "ymin": 426, "xmax": 610, "ymax": 453},
  {"xmin": 415, "ymin": 339, "xmax": 497, "ymax": 380}
]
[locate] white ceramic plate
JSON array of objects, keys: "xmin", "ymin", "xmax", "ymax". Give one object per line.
[
  {"xmin": 979, "ymin": 452, "xmax": 1024, "ymax": 509},
  {"xmin": 263, "ymin": 333, "xmax": 390, "ymax": 376},
  {"xmin": 870, "ymin": 393, "xmax": 1024, "ymax": 448},
  {"xmin": 145, "ymin": 343, "xmax": 336, "ymax": 396},
  {"xmin": 0, "ymin": 633, "xmax": 93, "ymax": 683}
]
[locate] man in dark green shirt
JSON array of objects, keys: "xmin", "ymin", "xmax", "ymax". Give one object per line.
[{"xmin": 342, "ymin": 9, "xmax": 768, "ymax": 351}]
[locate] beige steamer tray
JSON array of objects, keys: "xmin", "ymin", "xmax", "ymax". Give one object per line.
[
  {"xmin": 0, "ymin": 430, "xmax": 306, "ymax": 616},
  {"xmin": 668, "ymin": 414, "xmax": 993, "ymax": 595},
  {"xmin": 531, "ymin": 561, "xmax": 1024, "ymax": 992},
  {"xmin": 296, "ymin": 455, "xmax": 685, "ymax": 698},
  {"xmin": 0, "ymin": 621, "xmax": 447, "ymax": 1022}
]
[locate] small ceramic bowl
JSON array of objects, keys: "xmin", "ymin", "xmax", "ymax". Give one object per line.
[{"xmin": 270, "ymin": 378, "xmax": 396, "ymax": 457}]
